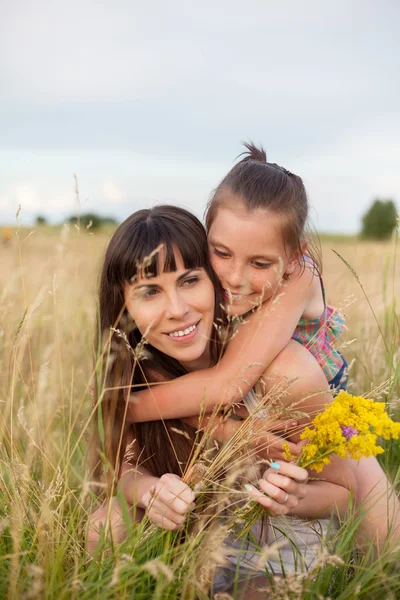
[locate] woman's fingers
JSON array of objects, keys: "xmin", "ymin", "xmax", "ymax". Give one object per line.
[
  {"xmin": 142, "ymin": 473, "xmax": 196, "ymax": 529},
  {"xmin": 247, "ymin": 485, "xmax": 293, "ymax": 515},
  {"xmin": 246, "ymin": 460, "xmax": 308, "ymax": 516},
  {"xmin": 264, "ymin": 460, "xmax": 308, "ymax": 484},
  {"xmin": 147, "ymin": 510, "xmax": 181, "ymax": 530},
  {"xmin": 159, "ymin": 473, "xmax": 196, "ymax": 507},
  {"xmin": 147, "ymin": 499, "xmax": 187, "ymax": 525}
]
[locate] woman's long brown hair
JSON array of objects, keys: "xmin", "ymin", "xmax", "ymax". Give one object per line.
[{"xmin": 91, "ymin": 205, "xmax": 225, "ymax": 492}]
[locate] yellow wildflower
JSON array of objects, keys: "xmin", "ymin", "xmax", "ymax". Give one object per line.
[
  {"xmin": 298, "ymin": 391, "xmax": 400, "ymax": 472},
  {"xmin": 282, "ymin": 442, "xmax": 295, "ymax": 462}
]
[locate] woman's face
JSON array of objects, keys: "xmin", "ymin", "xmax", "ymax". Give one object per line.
[
  {"xmin": 208, "ymin": 198, "xmax": 294, "ymax": 316},
  {"xmin": 124, "ymin": 247, "xmax": 215, "ymax": 371}
]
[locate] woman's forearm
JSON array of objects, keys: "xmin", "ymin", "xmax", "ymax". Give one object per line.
[
  {"xmin": 119, "ymin": 462, "xmax": 159, "ymax": 509},
  {"xmin": 128, "ymin": 272, "xmax": 313, "ymax": 423},
  {"xmin": 350, "ymin": 457, "xmax": 400, "ymax": 545}
]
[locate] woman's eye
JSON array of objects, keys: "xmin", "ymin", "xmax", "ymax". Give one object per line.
[
  {"xmin": 144, "ymin": 288, "xmax": 158, "ymax": 298},
  {"xmin": 213, "ymin": 248, "xmax": 230, "ymax": 258},
  {"xmin": 252, "ymin": 261, "xmax": 272, "ymax": 269},
  {"xmin": 182, "ymin": 276, "xmax": 199, "ymax": 286}
]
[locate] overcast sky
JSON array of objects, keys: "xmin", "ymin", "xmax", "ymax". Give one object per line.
[{"xmin": 1, "ymin": 0, "xmax": 399, "ymax": 232}]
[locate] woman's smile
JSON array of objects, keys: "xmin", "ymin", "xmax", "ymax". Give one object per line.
[{"xmin": 165, "ymin": 320, "xmax": 200, "ymax": 341}]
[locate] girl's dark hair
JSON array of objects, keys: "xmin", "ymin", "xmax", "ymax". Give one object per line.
[
  {"xmin": 205, "ymin": 142, "xmax": 321, "ymax": 272},
  {"xmin": 92, "ymin": 205, "xmax": 225, "ymax": 490}
]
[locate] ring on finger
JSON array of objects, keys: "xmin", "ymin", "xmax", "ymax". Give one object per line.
[{"xmin": 282, "ymin": 492, "xmax": 289, "ymax": 504}]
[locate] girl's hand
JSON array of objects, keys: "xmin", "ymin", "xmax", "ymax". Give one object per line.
[
  {"xmin": 141, "ymin": 473, "xmax": 196, "ymax": 531},
  {"xmin": 252, "ymin": 431, "xmax": 305, "ymax": 462},
  {"xmin": 183, "ymin": 412, "xmax": 304, "ymax": 461},
  {"xmin": 247, "ymin": 460, "xmax": 308, "ymax": 516}
]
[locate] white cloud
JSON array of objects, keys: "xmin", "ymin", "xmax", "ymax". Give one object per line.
[
  {"xmin": 102, "ymin": 181, "xmax": 126, "ymax": 205},
  {"xmin": 14, "ymin": 183, "xmax": 38, "ymax": 210}
]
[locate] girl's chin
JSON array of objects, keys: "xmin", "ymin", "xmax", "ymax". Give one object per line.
[{"xmin": 224, "ymin": 303, "xmax": 252, "ymax": 317}]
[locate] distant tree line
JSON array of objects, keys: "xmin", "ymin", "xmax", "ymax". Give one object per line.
[
  {"xmin": 35, "ymin": 213, "xmax": 118, "ymax": 231},
  {"xmin": 35, "ymin": 199, "xmax": 398, "ymax": 240}
]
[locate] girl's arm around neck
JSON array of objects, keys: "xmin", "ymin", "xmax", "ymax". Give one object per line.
[{"xmin": 128, "ymin": 267, "xmax": 315, "ymax": 422}]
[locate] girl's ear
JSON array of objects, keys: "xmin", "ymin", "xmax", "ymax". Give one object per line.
[{"xmin": 285, "ymin": 240, "xmax": 308, "ymax": 276}]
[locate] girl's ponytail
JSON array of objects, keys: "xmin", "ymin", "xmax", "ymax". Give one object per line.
[{"xmin": 237, "ymin": 141, "xmax": 267, "ymax": 164}]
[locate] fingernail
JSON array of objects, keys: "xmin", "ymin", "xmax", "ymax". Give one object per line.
[
  {"xmin": 289, "ymin": 421, "xmax": 298, "ymax": 427},
  {"xmin": 244, "ymin": 484, "xmax": 253, "ymax": 493},
  {"xmin": 269, "ymin": 461, "xmax": 280, "ymax": 470}
]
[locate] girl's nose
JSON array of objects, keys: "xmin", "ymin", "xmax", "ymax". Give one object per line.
[
  {"xmin": 224, "ymin": 263, "xmax": 246, "ymax": 291},
  {"xmin": 165, "ymin": 290, "xmax": 190, "ymax": 320}
]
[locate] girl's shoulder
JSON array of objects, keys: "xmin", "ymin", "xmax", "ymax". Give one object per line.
[{"xmin": 299, "ymin": 256, "xmax": 325, "ymax": 320}]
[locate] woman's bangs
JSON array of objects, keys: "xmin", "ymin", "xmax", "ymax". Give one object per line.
[{"xmin": 141, "ymin": 220, "xmax": 205, "ymax": 277}]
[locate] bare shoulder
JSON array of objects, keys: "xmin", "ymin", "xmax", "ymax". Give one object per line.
[
  {"xmin": 262, "ymin": 340, "xmax": 329, "ymax": 403},
  {"xmin": 267, "ymin": 340, "xmax": 323, "ymax": 380},
  {"xmin": 299, "ymin": 262, "xmax": 325, "ymax": 319}
]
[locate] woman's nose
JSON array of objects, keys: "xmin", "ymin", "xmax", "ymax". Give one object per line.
[{"xmin": 164, "ymin": 290, "xmax": 189, "ymax": 319}]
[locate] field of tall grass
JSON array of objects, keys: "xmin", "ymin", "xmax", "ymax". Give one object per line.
[{"xmin": 0, "ymin": 221, "xmax": 399, "ymax": 599}]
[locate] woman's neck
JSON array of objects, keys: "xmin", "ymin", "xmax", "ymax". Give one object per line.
[{"xmin": 180, "ymin": 347, "xmax": 212, "ymax": 373}]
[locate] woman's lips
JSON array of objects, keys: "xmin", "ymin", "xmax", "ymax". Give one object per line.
[{"xmin": 165, "ymin": 321, "xmax": 200, "ymax": 343}]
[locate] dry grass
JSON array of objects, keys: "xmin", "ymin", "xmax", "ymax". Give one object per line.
[{"xmin": 0, "ymin": 224, "xmax": 399, "ymax": 598}]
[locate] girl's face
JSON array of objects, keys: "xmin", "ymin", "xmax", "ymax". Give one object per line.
[
  {"xmin": 124, "ymin": 247, "xmax": 215, "ymax": 371},
  {"xmin": 208, "ymin": 198, "xmax": 297, "ymax": 316}
]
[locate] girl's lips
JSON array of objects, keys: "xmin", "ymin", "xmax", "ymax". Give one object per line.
[
  {"xmin": 166, "ymin": 321, "xmax": 200, "ymax": 343},
  {"xmin": 223, "ymin": 290, "xmax": 252, "ymax": 303}
]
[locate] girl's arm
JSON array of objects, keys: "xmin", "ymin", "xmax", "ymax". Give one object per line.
[
  {"xmin": 129, "ymin": 266, "xmax": 316, "ymax": 422},
  {"xmin": 183, "ymin": 412, "xmax": 305, "ymax": 461}
]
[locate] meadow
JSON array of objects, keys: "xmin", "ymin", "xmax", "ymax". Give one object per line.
[{"xmin": 0, "ymin": 222, "xmax": 399, "ymax": 599}]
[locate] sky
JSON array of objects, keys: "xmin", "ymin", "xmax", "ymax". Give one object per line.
[{"xmin": 1, "ymin": 0, "xmax": 399, "ymax": 232}]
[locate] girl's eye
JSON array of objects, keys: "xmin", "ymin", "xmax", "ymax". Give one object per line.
[
  {"xmin": 252, "ymin": 261, "xmax": 272, "ymax": 269},
  {"xmin": 213, "ymin": 248, "xmax": 230, "ymax": 259},
  {"xmin": 182, "ymin": 276, "xmax": 199, "ymax": 286}
]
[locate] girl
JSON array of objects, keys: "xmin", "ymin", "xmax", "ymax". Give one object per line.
[
  {"xmin": 89, "ymin": 206, "xmax": 354, "ymax": 584},
  {"xmin": 113, "ymin": 144, "xmax": 399, "ymax": 547}
]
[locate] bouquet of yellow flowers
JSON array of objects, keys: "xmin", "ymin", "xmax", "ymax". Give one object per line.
[{"xmin": 284, "ymin": 391, "xmax": 400, "ymax": 472}]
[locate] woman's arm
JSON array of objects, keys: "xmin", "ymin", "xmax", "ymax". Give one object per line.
[
  {"xmin": 128, "ymin": 267, "xmax": 315, "ymax": 422},
  {"xmin": 119, "ymin": 462, "xmax": 196, "ymax": 531},
  {"xmin": 349, "ymin": 457, "xmax": 400, "ymax": 546}
]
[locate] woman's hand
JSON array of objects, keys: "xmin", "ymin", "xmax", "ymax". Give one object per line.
[
  {"xmin": 141, "ymin": 473, "xmax": 196, "ymax": 531},
  {"xmin": 247, "ymin": 460, "xmax": 308, "ymax": 516}
]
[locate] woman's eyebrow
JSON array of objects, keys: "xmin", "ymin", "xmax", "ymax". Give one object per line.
[
  {"xmin": 133, "ymin": 269, "xmax": 199, "ymax": 290},
  {"xmin": 134, "ymin": 282, "xmax": 159, "ymax": 290},
  {"xmin": 175, "ymin": 268, "xmax": 199, "ymax": 283}
]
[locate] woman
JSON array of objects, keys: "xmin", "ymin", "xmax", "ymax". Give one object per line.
[{"xmin": 88, "ymin": 206, "xmax": 353, "ymax": 588}]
